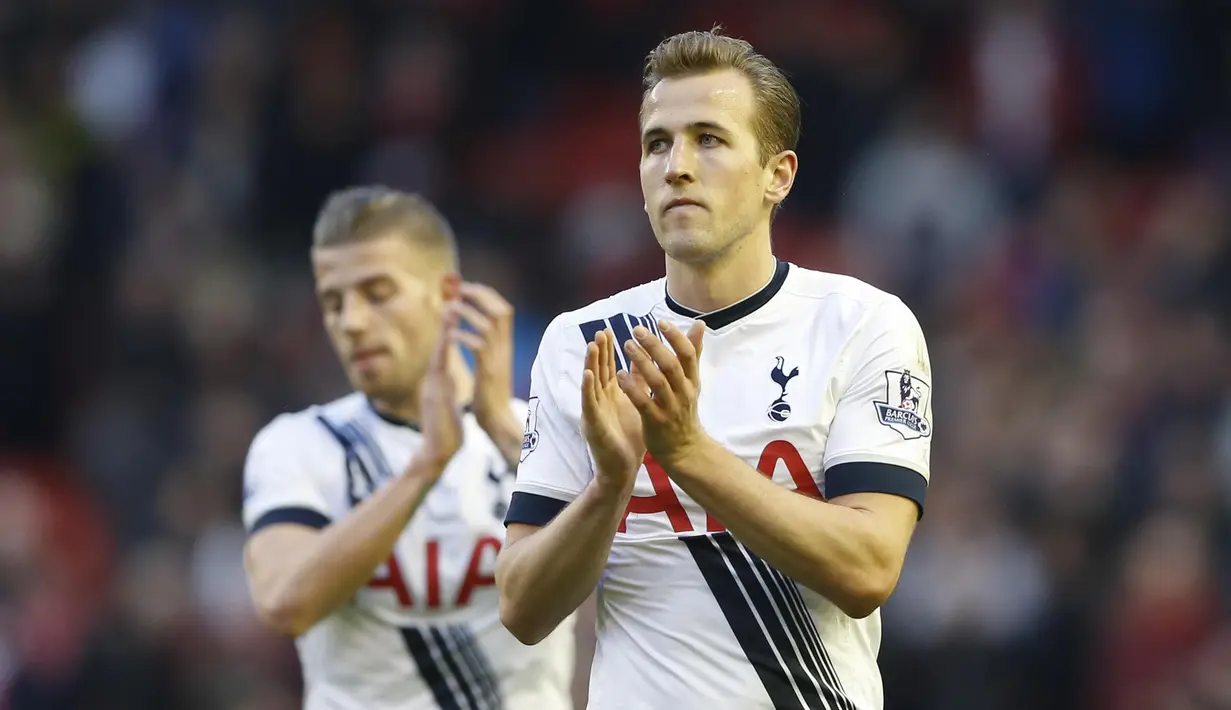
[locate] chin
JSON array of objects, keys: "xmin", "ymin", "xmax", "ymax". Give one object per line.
[
  {"xmin": 348, "ymin": 365, "xmax": 388, "ymax": 393},
  {"xmin": 659, "ymin": 230, "xmax": 724, "ymax": 264},
  {"xmin": 354, "ymin": 380, "xmax": 405, "ymax": 407}
]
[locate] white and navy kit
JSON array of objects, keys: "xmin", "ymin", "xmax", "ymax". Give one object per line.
[
  {"xmin": 507, "ymin": 261, "xmax": 932, "ymax": 710},
  {"xmin": 243, "ymin": 393, "xmax": 575, "ymax": 710}
]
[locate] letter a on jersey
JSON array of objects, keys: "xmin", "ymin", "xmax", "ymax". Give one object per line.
[{"xmin": 874, "ymin": 369, "xmax": 931, "ymax": 439}]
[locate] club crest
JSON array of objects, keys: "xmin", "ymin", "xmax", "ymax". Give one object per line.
[{"xmin": 768, "ymin": 356, "xmax": 800, "ymax": 422}]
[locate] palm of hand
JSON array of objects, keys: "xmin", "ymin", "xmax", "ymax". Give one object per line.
[
  {"xmin": 451, "ymin": 282, "xmax": 514, "ymax": 430},
  {"xmin": 593, "ymin": 375, "xmax": 644, "ymax": 467},
  {"xmin": 418, "ymin": 304, "xmax": 464, "ymax": 471},
  {"xmin": 472, "ymin": 330, "xmax": 512, "ymax": 412},
  {"xmin": 582, "ymin": 331, "xmax": 647, "ymax": 476}
]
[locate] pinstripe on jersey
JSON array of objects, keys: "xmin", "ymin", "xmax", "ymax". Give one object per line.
[{"xmin": 685, "ymin": 533, "xmax": 854, "ymax": 710}]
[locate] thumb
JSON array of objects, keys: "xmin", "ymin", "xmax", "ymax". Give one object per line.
[
  {"xmin": 687, "ymin": 320, "xmax": 705, "ymax": 358},
  {"xmin": 430, "ymin": 305, "xmax": 459, "ymax": 371}
]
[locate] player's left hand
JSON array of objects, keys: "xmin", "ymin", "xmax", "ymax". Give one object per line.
[
  {"xmin": 450, "ymin": 281, "xmax": 519, "ymax": 465},
  {"xmin": 618, "ymin": 320, "xmax": 707, "ymax": 469}
]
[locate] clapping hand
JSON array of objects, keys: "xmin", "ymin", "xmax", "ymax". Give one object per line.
[
  {"xmin": 581, "ymin": 329, "xmax": 646, "ymax": 494},
  {"xmin": 617, "ymin": 320, "xmax": 707, "ymax": 469}
]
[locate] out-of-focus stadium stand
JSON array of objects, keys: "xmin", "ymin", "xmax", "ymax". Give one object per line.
[{"xmin": 0, "ymin": 1, "xmax": 1229, "ymax": 708}]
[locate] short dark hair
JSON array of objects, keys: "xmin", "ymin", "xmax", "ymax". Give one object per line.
[
  {"xmin": 641, "ymin": 27, "xmax": 801, "ymax": 165},
  {"xmin": 312, "ymin": 186, "xmax": 458, "ymax": 269}
]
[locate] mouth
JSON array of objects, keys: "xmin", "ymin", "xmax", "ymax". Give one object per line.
[
  {"xmin": 664, "ymin": 197, "xmax": 704, "ymax": 213},
  {"xmin": 350, "ymin": 347, "xmax": 389, "ymax": 366}
]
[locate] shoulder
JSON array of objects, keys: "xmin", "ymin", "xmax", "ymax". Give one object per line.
[
  {"xmin": 782, "ymin": 265, "xmax": 923, "ymax": 338},
  {"xmin": 248, "ymin": 392, "xmax": 365, "ymax": 458},
  {"xmin": 782, "ymin": 265, "xmax": 904, "ymax": 312}
]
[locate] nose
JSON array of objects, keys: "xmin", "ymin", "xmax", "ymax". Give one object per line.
[
  {"xmin": 338, "ymin": 292, "xmax": 372, "ymax": 336},
  {"xmin": 664, "ymin": 141, "xmax": 695, "ymax": 185}
]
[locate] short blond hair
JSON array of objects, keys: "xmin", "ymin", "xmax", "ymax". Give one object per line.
[
  {"xmin": 641, "ymin": 27, "xmax": 801, "ymax": 165},
  {"xmin": 312, "ymin": 186, "xmax": 458, "ymax": 270}
]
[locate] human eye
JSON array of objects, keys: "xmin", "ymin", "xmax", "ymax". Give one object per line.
[
  {"xmin": 319, "ymin": 291, "xmax": 341, "ymax": 314},
  {"xmin": 646, "ymin": 138, "xmax": 668, "ymax": 154},
  {"xmin": 699, "ymin": 133, "xmax": 722, "ymax": 147},
  {"xmin": 364, "ymin": 278, "xmax": 398, "ymax": 304}
]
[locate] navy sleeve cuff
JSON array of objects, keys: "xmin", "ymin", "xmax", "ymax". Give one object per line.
[
  {"xmin": 824, "ymin": 462, "xmax": 928, "ymax": 519},
  {"xmin": 249, "ymin": 506, "xmax": 332, "ymax": 535},
  {"xmin": 504, "ymin": 492, "xmax": 570, "ymax": 527}
]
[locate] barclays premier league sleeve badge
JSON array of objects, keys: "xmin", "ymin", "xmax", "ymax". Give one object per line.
[
  {"xmin": 520, "ymin": 397, "xmax": 540, "ymax": 462},
  {"xmin": 873, "ymin": 369, "xmax": 931, "ymax": 440}
]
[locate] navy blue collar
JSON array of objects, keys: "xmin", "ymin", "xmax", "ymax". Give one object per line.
[
  {"xmin": 665, "ymin": 260, "xmax": 790, "ymax": 330},
  {"xmin": 367, "ymin": 399, "xmax": 472, "ymax": 431}
]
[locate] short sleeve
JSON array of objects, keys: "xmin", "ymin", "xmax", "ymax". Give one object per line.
[
  {"xmin": 822, "ymin": 298, "xmax": 933, "ymax": 517},
  {"xmin": 504, "ymin": 321, "xmax": 593, "ymax": 527},
  {"xmin": 242, "ymin": 413, "xmax": 334, "ymax": 535}
]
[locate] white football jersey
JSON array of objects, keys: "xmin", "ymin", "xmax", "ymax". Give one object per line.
[
  {"xmin": 508, "ymin": 261, "xmax": 932, "ymax": 710},
  {"xmin": 243, "ymin": 393, "xmax": 576, "ymax": 710}
]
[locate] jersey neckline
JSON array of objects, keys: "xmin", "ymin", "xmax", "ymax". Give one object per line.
[
  {"xmin": 366, "ymin": 398, "xmax": 473, "ymax": 431},
  {"xmin": 664, "ymin": 259, "xmax": 790, "ymax": 330}
]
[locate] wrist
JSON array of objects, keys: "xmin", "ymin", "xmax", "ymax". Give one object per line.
[
  {"xmin": 653, "ymin": 431, "xmax": 710, "ymax": 475},
  {"xmin": 407, "ymin": 450, "xmax": 451, "ymax": 479},
  {"xmin": 478, "ymin": 409, "xmax": 522, "ymax": 464},
  {"xmin": 393, "ymin": 460, "xmax": 442, "ymax": 508},
  {"xmin": 473, "ymin": 392, "xmax": 511, "ymax": 427},
  {"xmin": 590, "ymin": 467, "xmax": 636, "ymax": 505}
]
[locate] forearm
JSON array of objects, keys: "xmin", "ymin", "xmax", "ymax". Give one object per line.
[
  {"xmin": 480, "ymin": 409, "xmax": 523, "ymax": 473},
  {"xmin": 277, "ymin": 461, "xmax": 440, "ymax": 629},
  {"xmin": 496, "ymin": 478, "xmax": 631, "ymax": 644},
  {"xmin": 664, "ymin": 438, "xmax": 901, "ymax": 617}
]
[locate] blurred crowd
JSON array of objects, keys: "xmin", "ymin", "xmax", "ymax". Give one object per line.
[{"xmin": 1, "ymin": 0, "xmax": 1229, "ymax": 708}]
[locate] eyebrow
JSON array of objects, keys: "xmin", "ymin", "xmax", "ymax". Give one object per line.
[
  {"xmin": 317, "ymin": 274, "xmax": 395, "ymax": 298},
  {"xmin": 641, "ymin": 121, "xmax": 731, "ymax": 141}
]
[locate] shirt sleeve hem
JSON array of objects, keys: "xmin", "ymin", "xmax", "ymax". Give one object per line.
[
  {"xmin": 824, "ymin": 461, "xmax": 928, "ymax": 519},
  {"xmin": 248, "ymin": 506, "xmax": 332, "ymax": 535},
  {"xmin": 504, "ymin": 491, "xmax": 570, "ymax": 527}
]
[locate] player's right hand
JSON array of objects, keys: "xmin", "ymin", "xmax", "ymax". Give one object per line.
[
  {"xmin": 581, "ymin": 328, "xmax": 645, "ymax": 493},
  {"xmin": 416, "ymin": 275, "xmax": 464, "ymax": 474}
]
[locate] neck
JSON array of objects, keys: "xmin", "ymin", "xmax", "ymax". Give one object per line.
[
  {"xmin": 665, "ymin": 234, "xmax": 777, "ymax": 314},
  {"xmin": 369, "ymin": 346, "xmax": 474, "ymax": 426}
]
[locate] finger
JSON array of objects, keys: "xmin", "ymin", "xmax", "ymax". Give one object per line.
[
  {"xmin": 617, "ymin": 369, "xmax": 656, "ymax": 414},
  {"xmin": 629, "ymin": 360, "xmax": 658, "ymax": 405},
  {"xmin": 658, "ymin": 320, "xmax": 699, "ymax": 384},
  {"xmin": 628, "ymin": 360, "xmax": 651, "ymax": 393},
  {"xmin": 583, "ymin": 340, "xmax": 600, "ymax": 402},
  {"xmin": 633, "ymin": 326, "xmax": 688, "ymax": 394},
  {"xmin": 581, "ymin": 369, "xmax": 598, "ymax": 427},
  {"xmin": 623, "ymin": 338, "xmax": 673, "ymax": 407},
  {"xmin": 604, "ymin": 328, "xmax": 618, "ymax": 384},
  {"xmin": 460, "ymin": 282, "xmax": 514, "ymax": 321},
  {"xmin": 584, "ymin": 340, "xmax": 600, "ymax": 379},
  {"xmin": 627, "ymin": 359, "xmax": 668, "ymax": 420},
  {"xmin": 430, "ymin": 306, "xmax": 459, "ymax": 370},
  {"xmin": 593, "ymin": 329, "xmax": 609, "ymax": 385},
  {"xmin": 687, "ymin": 320, "xmax": 705, "ymax": 359},
  {"xmin": 451, "ymin": 329, "xmax": 486, "ymax": 353},
  {"xmin": 454, "ymin": 301, "xmax": 493, "ymax": 336}
]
